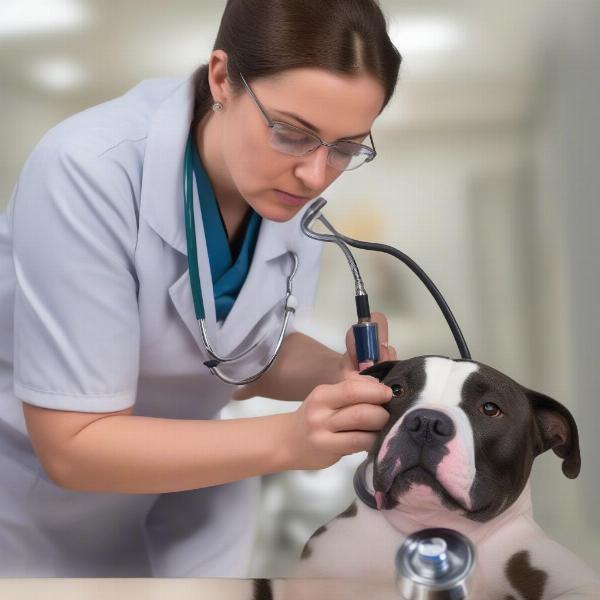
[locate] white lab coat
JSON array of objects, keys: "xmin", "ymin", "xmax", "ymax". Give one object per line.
[{"xmin": 0, "ymin": 75, "xmax": 323, "ymax": 577}]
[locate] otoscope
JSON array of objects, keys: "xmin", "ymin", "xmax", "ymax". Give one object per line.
[{"xmin": 300, "ymin": 197, "xmax": 471, "ymax": 363}]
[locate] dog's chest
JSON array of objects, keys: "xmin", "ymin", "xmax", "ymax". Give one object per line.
[
  {"xmin": 297, "ymin": 500, "xmax": 553, "ymax": 600},
  {"xmin": 296, "ymin": 500, "xmax": 404, "ymax": 580}
]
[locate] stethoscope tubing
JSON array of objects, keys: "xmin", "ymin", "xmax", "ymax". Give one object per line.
[{"xmin": 183, "ymin": 137, "xmax": 299, "ymax": 384}]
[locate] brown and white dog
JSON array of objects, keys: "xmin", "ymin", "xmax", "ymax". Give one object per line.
[{"xmin": 290, "ymin": 356, "xmax": 600, "ymax": 599}]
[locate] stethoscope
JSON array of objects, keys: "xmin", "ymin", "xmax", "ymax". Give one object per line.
[
  {"xmin": 183, "ymin": 137, "xmax": 299, "ymax": 385},
  {"xmin": 184, "ymin": 137, "xmax": 471, "ymax": 385}
]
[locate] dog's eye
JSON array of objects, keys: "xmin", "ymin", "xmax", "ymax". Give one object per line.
[
  {"xmin": 391, "ymin": 384, "xmax": 405, "ymax": 397},
  {"xmin": 481, "ymin": 402, "xmax": 502, "ymax": 417}
]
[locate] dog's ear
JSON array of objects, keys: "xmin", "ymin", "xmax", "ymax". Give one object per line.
[
  {"xmin": 359, "ymin": 361, "xmax": 396, "ymax": 381},
  {"xmin": 526, "ymin": 389, "xmax": 581, "ymax": 479}
]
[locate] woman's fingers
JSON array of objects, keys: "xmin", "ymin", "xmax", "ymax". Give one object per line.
[
  {"xmin": 370, "ymin": 311, "xmax": 389, "ymax": 347},
  {"xmin": 321, "ymin": 378, "xmax": 392, "ymax": 411},
  {"xmin": 344, "ymin": 326, "xmax": 358, "ymax": 365},
  {"xmin": 389, "ymin": 344, "xmax": 398, "ymax": 361},
  {"xmin": 379, "ymin": 341, "xmax": 398, "ymax": 362},
  {"xmin": 328, "ymin": 403, "xmax": 390, "ymax": 433},
  {"xmin": 323, "ymin": 430, "xmax": 379, "ymax": 455}
]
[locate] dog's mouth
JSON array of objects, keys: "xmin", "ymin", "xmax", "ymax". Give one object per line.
[{"xmin": 374, "ymin": 463, "xmax": 467, "ymax": 513}]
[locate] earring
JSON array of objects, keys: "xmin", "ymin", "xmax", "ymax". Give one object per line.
[{"xmin": 212, "ymin": 101, "xmax": 223, "ymax": 112}]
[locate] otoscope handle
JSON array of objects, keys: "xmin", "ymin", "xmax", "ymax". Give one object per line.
[
  {"xmin": 353, "ymin": 294, "xmax": 380, "ymax": 368},
  {"xmin": 353, "ymin": 321, "xmax": 380, "ymax": 367}
]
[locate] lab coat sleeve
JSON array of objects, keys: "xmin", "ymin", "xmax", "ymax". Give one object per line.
[{"xmin": 11, "ymin": 136, "xmax": 141, "ymax": 412}]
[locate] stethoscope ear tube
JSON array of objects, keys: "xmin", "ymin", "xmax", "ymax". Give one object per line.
[{"xmin": 183, "ymin": 138, "xmax": 207, "ymax": 321}]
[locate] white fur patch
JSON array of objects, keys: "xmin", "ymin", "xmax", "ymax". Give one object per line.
[
  {"xmin": 420, "ymin": 357, "xmax": 479, "ymax": 408},
  {"xmin": 414, "ymin": 358, "xmax": 479, "ymax": 506}
]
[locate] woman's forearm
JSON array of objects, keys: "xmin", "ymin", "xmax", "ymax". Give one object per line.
[
  {"xmin": 232, "ymin": 332, "xmax": 344, "ymax": 402},
  {"xmin": 52, "ymin": 335, "xmax": 343, "ymax": 494},
  {"xmin": 57, "ymin": 412, "xmax": 295, "ymax": 494}
]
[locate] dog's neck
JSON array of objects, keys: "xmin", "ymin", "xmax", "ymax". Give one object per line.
[
  {"xmin": 355, "ymin": 462, "xmax": 534, "ymax": 545},
  {"xmin": 381, "ymin": 483, "xmax": 533, "ymax": 544}
]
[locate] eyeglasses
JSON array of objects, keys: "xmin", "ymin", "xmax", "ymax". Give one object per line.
[{"xmin": 238, "ymin": 72, "xmax": 377, "ymax": 172}]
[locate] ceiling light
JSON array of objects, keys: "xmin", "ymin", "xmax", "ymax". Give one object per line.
[
  {"xmin": 389, "ymin": 17, "xmax": 462, "ymax": 55},
  {"xmin": 0, "ymin": 0, "xmax": 88, "ymax": 39}
]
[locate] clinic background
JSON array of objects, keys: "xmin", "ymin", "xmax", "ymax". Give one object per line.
[{"xmin": 1, "ymin": 0, "xmax": 599, "ymax": 578}]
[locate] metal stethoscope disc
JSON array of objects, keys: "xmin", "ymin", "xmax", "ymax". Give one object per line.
[{"xmin": 395, "ymin": 528, "xmax": 475, "ymax": 599}]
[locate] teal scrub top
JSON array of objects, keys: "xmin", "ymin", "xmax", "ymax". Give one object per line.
[{"xmin": 191, "ymin": 140, "xmax": 262, "ymax": 321}]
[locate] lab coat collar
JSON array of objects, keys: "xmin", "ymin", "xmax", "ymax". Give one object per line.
[{"xmin": 141, "ymin": 75, "xmax": 308, "ymax": 357}]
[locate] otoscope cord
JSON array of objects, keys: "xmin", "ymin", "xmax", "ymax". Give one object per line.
[{"xmin": 316, "ymin": 213, "xmax": 472, "ymax": 361}]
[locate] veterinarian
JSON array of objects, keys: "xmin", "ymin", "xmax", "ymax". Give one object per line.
[{"xmin": 0, "ymin": 0, "xmax": 401, "ymax": 577}]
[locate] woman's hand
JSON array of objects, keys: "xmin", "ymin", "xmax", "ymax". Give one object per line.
[
  {"xmin": 284, "ymin": 373, "xmax": 393, "ymax": 470},
  {"xmin": 338, "ymin": 311, "xmax": 398, "ymax": 380}
]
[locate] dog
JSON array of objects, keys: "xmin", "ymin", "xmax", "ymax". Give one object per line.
[{"xmin": 288, "ymin": 355, "xmax": 600, "ymax": 599}]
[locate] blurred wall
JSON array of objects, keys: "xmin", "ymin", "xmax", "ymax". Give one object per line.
[
  {"xmin": 1, "ymin": 0, "xmax": 598, "ymax": 578},
  {"xmin": 537, "ymin": 0, "xmax": 600, "ymax": 540}
]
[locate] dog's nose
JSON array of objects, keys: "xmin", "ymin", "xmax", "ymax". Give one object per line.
[{"xmin": 403, "ymin": 409, "xmax": 455, "ymax": 445}]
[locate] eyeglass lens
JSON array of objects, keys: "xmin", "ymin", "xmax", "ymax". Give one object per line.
[{"xmin": 269, "ymin": 123, "xmax": 373, "ymax": 171}]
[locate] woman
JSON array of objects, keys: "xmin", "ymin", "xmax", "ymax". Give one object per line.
[{"xmin": 0, "ymin": 0, "xmax": 401, "ymax": 577}]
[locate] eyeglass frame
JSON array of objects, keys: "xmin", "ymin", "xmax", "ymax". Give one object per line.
[{"xmin": 237, "ymin": 72, "xmax": 378, "ymax": 171}]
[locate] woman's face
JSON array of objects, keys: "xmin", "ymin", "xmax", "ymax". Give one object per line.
[{"xmin": 218, "ymin": 67, "xmax": 386, "ymax": 222}]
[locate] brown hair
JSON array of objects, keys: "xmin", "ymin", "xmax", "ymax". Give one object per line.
[{"xmin": 192, "ymin": 0, "xmax": 402, "ymax": 127}]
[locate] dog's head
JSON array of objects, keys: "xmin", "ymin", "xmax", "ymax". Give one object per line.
[{"xmin": 359, "ymin": 355, "xmax": 580, "ymax": 522}]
